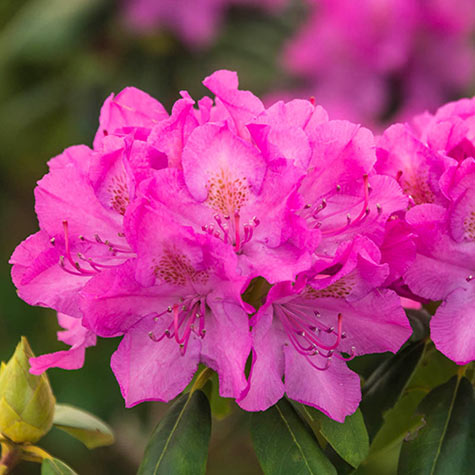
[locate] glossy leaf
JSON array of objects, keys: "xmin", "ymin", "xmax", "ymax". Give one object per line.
[
  {"xmin": 138, "ymin": 389, "xmax": 211, "ymax": 475},
  {"xmin": 354, "ymin": 346, "xmax": 458, "ymax": 475},
  {"xmin": 41, "ymin": 458, "xmax": 78, "ymax": 475},
  {"xmin": 298, "ymin": 404, "xmax": 369, "ymax": 469},
  {"xmin": 53, "ymin": 404, "xmax": 114, "ymax": 449},
  {"xmin": 360, "ymin": 341, "xmax": 425, "ymax": 439},
  {"xmin": 370, "ymin": 346, "xmax": 458, "ymax": 454},
  {"xmin": 398, "ymin": 376, "xmax": 475, "ymax": 475},
  {"xmin": 251, "ymin": 398, "xmax": 336, "ymax": 475}
]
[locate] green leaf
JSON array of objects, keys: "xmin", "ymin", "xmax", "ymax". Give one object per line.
[
  {"xmin": 354, "ymin": 346, "xmax": 458, "ymax": 475},
  {"xmin": 251, "ymin": 398, "xmax": 336, "ymax": 475},
  {"xmin": 200, "ymin": 372, "xmax": 233, "ymax": 420},
  {"xmin": 398, "ymin": 376, "xmax": 475, "ymax": 475},
  {"xmin": 360, "ymin": 340, "xmax": 425, "ymax": 439},
  {"xmin": 41, "ymin": 457, "xmax": 78, "ymax": 475},
  {"xmin": 138, "ymin": 389, "xmax": 211, "ymax": 475},
  {"xmin": 0, "ymin": 0, "xmax": 103, "ymax": 64},
  {"xmin": 53, "ymin": 403, "xmax": 114, "ymax": 449},
  {"xmin": 298, "ymin": 404, "xmax": 369, "ymax": 469},
  {"xmin": 370, "ymin": 346, "xmax": 458, "ymax": 454}
]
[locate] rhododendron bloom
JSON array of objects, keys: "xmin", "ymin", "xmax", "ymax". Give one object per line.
[
  {"xmin": 377, "ymin": 98, "xmax": 475, "ymax": 364},
  {"xmin": 11, "ymin": 70, "xmax": 414, "ymax": 421},
  {"xmin": 239, "ymin": 241, "xmax": 411, "ymax": 421},
  {"xmin": 281, "ymin": 0, "xmax": 475, "ymax": 125}
]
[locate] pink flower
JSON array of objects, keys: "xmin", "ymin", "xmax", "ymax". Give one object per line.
[
  {"xmin": 281, "ymin": 0, "xmax": 475, "ymax": 125},
  {"xmin": 10, "ymin": 88, "xmax": 169, "ymax": 362},
  {"xmin": 377, "ymin": 98, "xmax": 475, "ymax": 364},
  {"xmin": 238, "ymin": 245, "xmax": 411, "ymax": 421},
  {"xmin": 11, "ymin": 70, "xmax": 414, "ymax": 420},
  {"xmin": 81, "ymin": 219, "xmax": 252, "ymax": 406}
]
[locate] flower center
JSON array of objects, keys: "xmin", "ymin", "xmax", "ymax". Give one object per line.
[
  {"xmin": 153, "ymin": 249, "xmax": 209, "ymax": 286},
  {"xmin": 464, "ymin": 210, "xmax": 475, "ymax": 241},
  {"xmin": 148, "ymin": 296, "xmax": 207, "ymax": 355},
  {"xmin": 57, "ymin": 220, "xmax": 132, "ymax": 276},
  {"xmin": 203, "ymin": 170, "xmax": 260, "ymax": 252},
  {"xmin": 276, "ymin": 302, "xmax": 355, "ymax": 370},
  {"xmin": 108, "ymin": 174, "xmax": 129, "ymax": 215},
  {"xmin": 302, "ymin": 175, "xmax": 373, "ymax": 236}
]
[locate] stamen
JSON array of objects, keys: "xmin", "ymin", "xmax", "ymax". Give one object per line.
[
  {"xmin": 60, "ymin": 221, "xmax": 96, "ymax": 276},
  {"xmin": 149, "ymin": 297, "xmax": 207, "ymax": 355},
  {"xmin": 321, "ymin": 175, "xmax": 371, "ymax": 236},
  {"xmin": 234, "ymin": 211, "xmax": 241, "ymax": 252},
  {"xmin": 203, "ymin": 212, "xmax": 260, "ymax": 252},
  {"xmin": 466, "ymin": 275, "xmax": 473, "ymax": 282},
  {"xmin": 276, "ymin": 304, "xmax": 352, "ymax": 372}
]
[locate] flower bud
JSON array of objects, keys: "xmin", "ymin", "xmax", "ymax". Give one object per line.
[{"xmin": 0, "ymin": 337, "xmax": 55, "ymax": 443}]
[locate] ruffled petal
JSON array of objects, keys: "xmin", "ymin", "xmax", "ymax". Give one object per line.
[
  {"xmin": 237, "ymin": 307, "xmax": 286, "ymax": 411},
  {"xmin": 200, "ymin": 299, "xmax": 251, "ymax": 399},
  {"xmin": 431, "ymin": 287, "xmax": 475, "ymax": 365},
  {"xmin": 284, "ymin": 349, "xmax": 361, "ymax": 423},
  {"xmin": 29, "ymin": 314, "xmax": 96, "ymax": 374},
  {"xmin": 111, "ymin": 315, "xmax": 200, "ymax": 407}
]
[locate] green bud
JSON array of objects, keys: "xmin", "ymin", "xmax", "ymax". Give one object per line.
[{"xmin": 0, "ymin": 337, "xmax": 55, "ymax": 443}]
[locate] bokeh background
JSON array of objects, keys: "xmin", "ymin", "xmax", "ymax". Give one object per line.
[{"xmin": 1, "ymin": 1, "xmax": 474, "ymax": 473}]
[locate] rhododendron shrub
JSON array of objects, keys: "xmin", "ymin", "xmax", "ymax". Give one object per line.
[
  {"xmin": 377, "ymin": 97, "xmax": 475, "ymax": 365},
  {"xmin": 10, "ymin": 71, "xmax": 474, "ymax": 473},
  {"xmin": 11, "ymin": 69, "xmax": 413, "ymax": 419},
  {"xmin": 282, "ymin": 0, "xmax": 475, "ymax": 126}
]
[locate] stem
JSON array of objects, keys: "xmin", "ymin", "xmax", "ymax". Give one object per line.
[
  {"xmin": 190, "ymin": 367, "xmax": 214, "ymax": 394},
  {"xmin": 0, "ymin": 443, "xmax": 20, "ymax": 474}
]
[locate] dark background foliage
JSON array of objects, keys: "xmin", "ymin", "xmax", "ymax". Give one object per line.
[{"xmin": 1, "ymin": 1, "xmax": 473, "ymax": 474}]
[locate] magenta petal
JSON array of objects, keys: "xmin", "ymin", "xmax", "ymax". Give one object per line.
[
  {"xmin": 200, "ymin": 299, "xmax": 251, "ymax": 399},
  {"xmin": 237, "ymin": 308, "xmax": 286, "ymax": 411},
  {"xmin": 148, "ymin": 92, "xmax": 199, "ymax": 168},
  {"xmin": 94, "ymin": 87, "xmax": 168, "ymax": 148},
  {"xmin": 203, "ymin": 70, "xmax": 264, "ymax": 138},
  {"xmin": 319, "ymin": 290, "xmax": 412, "ymax": 356},
  {"xmin": 111, "ymin": 316, "xmax": 200, "ymax": 407},
  {"xmin": 284, "ymin": 349, "xmax": 361, "ymax": 423},
  {"xmin": 80, "ymin": 261, "xmax": 176, "ymax": 337},
  {"xmin": 431, "ymin": 287, "xmax": 475, "ymax": 365},
  {"xmin": 10, "ymin": 232, "xmax": 88, "ymax": 317},
  {"xmin": 29, "ymin": 313, "xmax": 96, "ymax": 374},
  {"xmin": 182, "ymin": 122, "xmax": 266, "ymax": 202},
  {"xmin": 35, "ymin": 146, "xmax": 121, "ymax": 240}
]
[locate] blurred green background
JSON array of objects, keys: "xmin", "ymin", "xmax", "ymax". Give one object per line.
[
  {"xmin": 1, "ymin": 1, "xmax": 474, "ymax": 474},
  {"xmin": 0, "ymin": 0, "xmax": 305, "ymax": 473}
]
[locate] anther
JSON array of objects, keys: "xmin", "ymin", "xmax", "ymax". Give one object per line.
[
  {"xmin": 50, "ymin": 237, "xmax": 56, "ymax": 245},
  {"xmin": 336, "ymin": 184, "xmax": 341, "ymax": 192},
  {"xmin": 376, "ymin": 203, "xmax": 382, "ymax": 214},
  {"xmin": 467, "ymin": 275, "xmax": 474, "ymax": 282}
]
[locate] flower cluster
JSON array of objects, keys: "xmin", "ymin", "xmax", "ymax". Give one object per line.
[
  {"xmin": 377, "ymin": 98, "xmax": 475, "ymax": 365},
  {"xmin": 282, "ymin": 0, "xmax": 475, "ymax": 125},
  {"xmin": 123, "ymin": 0, "xmax": 287, "ymax": 47},
  {"xmin": 13, "ymin": 70, "xmax": 473, "ymax": 423}
]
